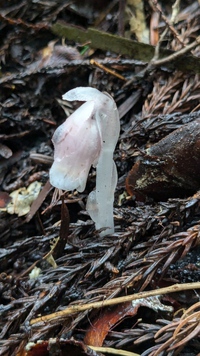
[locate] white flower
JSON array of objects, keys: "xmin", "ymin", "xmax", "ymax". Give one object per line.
[
  {"xmin": 50, "ymin": 99, "xmax": 101, "ymax": 192},
  {"xmin": 50, "ymin": 87, "xmax": 120, "ymax": 236}
]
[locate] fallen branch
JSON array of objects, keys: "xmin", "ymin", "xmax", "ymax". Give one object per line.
[{"xmin": 51, "ymin": 22, "xmax": 200, "ymax": 74}]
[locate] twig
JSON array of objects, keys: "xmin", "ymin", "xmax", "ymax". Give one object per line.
[
  {"xmin": 124, "ymin": 0, "xmax": 199, "ymax": 87},
  {"xmin": 90, "ymin": 59, "xmax": 127, "ymax": 81},
  {"xmin": 30, "ymin": 282, "xmax": 200, "ymax": 325},
  {"xmin": 124, "ymin": 35, "xmax": 200, "ymax": 87},
  {"xmin": 151, "ymin": 0, "xmax": 184, "ymax": 49},
  {"xmin": 153, "ymin": 0, "xmax": 181, "ymax": 61},
  {"xmin": 89, "ymin": 346, "xmax": 140, "ymax": 356},
  {"xmin": 118, "ymin": 0, "xmax": 126, "ymax": 36},
  {"xmin": 152, "ymin": 35, "xmax": 200, "ymax": 66}
]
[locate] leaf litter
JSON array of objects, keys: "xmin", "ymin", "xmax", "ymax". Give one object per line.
[{"xmin": 0, "ymin": 1, "xmax": 200, "ymax": 355}]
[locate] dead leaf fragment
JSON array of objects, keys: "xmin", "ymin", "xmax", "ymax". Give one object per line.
[
  {"xmin": 1, "ymin": 181, "xmax": 42, "ymax": 216},
  {"xmin": 19, "ymin": 339, "xmax": 100, "ymax": 356},
  {"xmin": 84, "ymin": 296, "xmax": 172, "ymax": 347},
  {"xmin": 127, "ymin": 0, "xmax": 149, "ymax": 43}
]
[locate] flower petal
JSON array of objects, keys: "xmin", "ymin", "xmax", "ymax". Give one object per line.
[
  {"xmin": 49, "ymin": 101, "xmax": 101, "ymax": 192},
  {"xmin": 62, "ymin": 87, "xmax": 102, "ymax": 102}
]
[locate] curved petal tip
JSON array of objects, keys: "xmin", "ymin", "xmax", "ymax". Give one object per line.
[{"xmin": 62, "ymin": 87, "xmax": 102, "ymax": 102}]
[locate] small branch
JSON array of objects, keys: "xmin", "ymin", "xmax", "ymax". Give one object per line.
[
  {"xmin": 30, "ymin": 282, "xmax": 200, "ymax": 325},
  {"xmin": 118, "ymin": 0, "xmax": 126, "ymax": 36},
  {"xmin": 124, "ymin": 35, "xmax": 200, "ymax": 87},
  {"xmin": 124, "ymin": 0, "xmax": 194, "ymax": 87},
  {"xmin": 89, "ymin": 346, "xmax": 140, "ymax": 356},
  {"xmin": 51, "ymin": 23, "xmax": 200, "ymax": 74},
  {"xmin": 152, "ymin": 35, "xmax": 200, "ymax": 67},
  {"xmin": 151, "ymin": 0, "xmax": 184, "ymax": 49},
  {"xmin": 90, "ymin": 59, "xmax": 127, "ymax": 81}
]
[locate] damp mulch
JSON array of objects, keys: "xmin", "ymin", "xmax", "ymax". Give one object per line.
[{"xmin": 0, "ymin": 1, "xmax": 200, "ymax": 355}]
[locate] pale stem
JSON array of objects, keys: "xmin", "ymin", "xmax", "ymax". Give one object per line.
[
  {"xmin": 95, "ymin": 150, "xmax": 117, "ymax": 236},
  {"xmin": 86, "ymin": 97, "xmax": 119, "ymax": 236}
]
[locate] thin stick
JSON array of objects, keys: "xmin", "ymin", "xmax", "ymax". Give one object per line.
[
  {"xmin": 90, "ymin": 59, "xmax": 127, "ymax": 81},
  {"xmin": 152, "ymin": 35, "xmax": 200, "ymax": 66},
  {"xmin": 118, "ymin": 0, "xmax": 126, "ymax": 37},
  {"xmin": 151, "ymin": 0, "xmax": 184, "ymax": 48},
  {"xmin": 124, "ymin": 0, "xmax": 199, "ymax": 87},
  {"xmin": 124, "ymin": 35, "xmax": 200, "ymax": 87},
  {"xmin": 89, "ymin": 345, "xmax": 140, "ymax": 356},
  {"xmin": 30, "ymin": 282, "xmax": 200, "ymax": 325}
]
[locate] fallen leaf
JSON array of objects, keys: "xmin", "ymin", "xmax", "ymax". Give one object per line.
[
  {"xmin": 1, "ymin": 181, "xmax": 42, "ymax": 216},
  {"xmin": 84, "ymin": 296, "xmax": 173, "ymax": 346}
]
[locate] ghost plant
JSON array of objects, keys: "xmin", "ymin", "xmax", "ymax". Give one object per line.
[{"xmin": 49, "ymin": 87, "xmax": 120, "ymax": 236}]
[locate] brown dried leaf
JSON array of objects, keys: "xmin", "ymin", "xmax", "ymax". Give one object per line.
[
  {"xmin": 84, "ymin": 297, "xmax": 172, "ymax": 347},
  {"xmin": 25, "ymin": 180, "xmax": 53, "ymax": 222}
]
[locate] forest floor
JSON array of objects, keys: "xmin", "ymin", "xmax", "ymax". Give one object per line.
[{"xmin": 0, "ymin": 1, "xmax": 200, "ymax": 355}]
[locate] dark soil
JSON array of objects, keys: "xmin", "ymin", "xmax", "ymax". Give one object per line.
[{"xmin": 0, "ymin": 1, "xmax": 200, "ymax": 355}]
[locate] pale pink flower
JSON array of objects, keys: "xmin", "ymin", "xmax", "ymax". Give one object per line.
[
  {"xmin": 50, "ymin": 87, "xmax": 120, "ymax": 236},
  {"xmin": 50, "ymin": 100, "xmax": 101, "ymax": 192}
]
